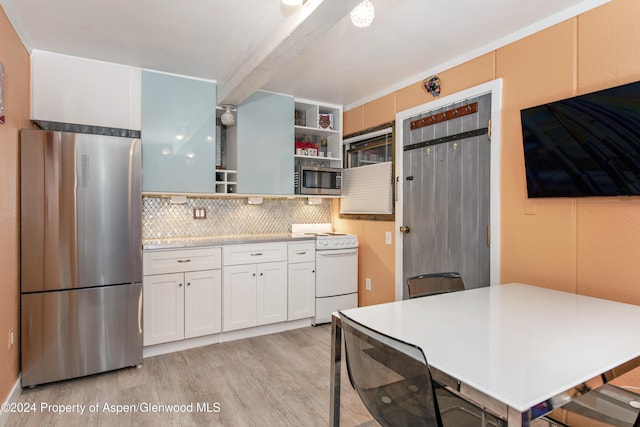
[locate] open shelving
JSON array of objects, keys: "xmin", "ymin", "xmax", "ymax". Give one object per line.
[
  {"xmin": 294, "ymin": 98, "xmax": 343, "ymax": 168},
  {"xmin": 215, "ymin": 169, "xmax": 237, "ymax": 194}
]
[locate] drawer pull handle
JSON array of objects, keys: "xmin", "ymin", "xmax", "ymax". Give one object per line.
[
  {"xmin": 296, "ymin": 251, "xmax": 307, "ymax": 255},
  {"xmin": 251, "ymin": 252, "xmax": 263, "ymax": 256},
  {"xmin": 177, "ymin": 259, "xmax": 191, "ymax": 263}
]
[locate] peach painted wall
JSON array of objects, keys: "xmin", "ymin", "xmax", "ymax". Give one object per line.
[
  {"xmin": 343, "ymin": 104, "xmax": 363, "ymax": 135},
  {"xmin": 0, "ymin": 6, "xmax": 30, "ymax": 402},
  {"xmin": 497, "ymin": 19, "xmax": 580, "ymax": 294},
  {"xmin": 362, "ymin": 92, "xmax": 395, "ymax": 129},
  {"xmin": 342, "ymin": 0, "xmax": 640, "ymax": 310},
  {"xmin": 498, "ymin": 0, "xmax": 640, "ymax": 306},
  {"xmin": 395, "ymin": 52, "xmax": 496, "ymax": 113},
  {"xmin": 332, "ymin": 202, "xmax": 395, "ymax": 306}
]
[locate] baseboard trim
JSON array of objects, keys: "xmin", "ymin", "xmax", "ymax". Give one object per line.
[
  {"xmin": 143, "ymin": 318, "xmax": 313, "ymax": 358},
  {"xmin": 0, "ymin": 375, "xmax": 22, "ymax": 427}
]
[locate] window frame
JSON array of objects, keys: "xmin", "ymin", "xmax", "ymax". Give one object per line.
[{"xmin": 340, "ymin": 121, "xmax": 395, "ymax": 221}]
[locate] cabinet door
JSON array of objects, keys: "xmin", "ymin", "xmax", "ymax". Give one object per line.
[
  {"xmin": 31, "ymin": 51, "xmax": 140, "ymax": 130},
  {"xmin": 288, "ymin": 261, "xmax": 316, "ymax": 321},
  {"xmin": 184, "ymin": 269, "xmax": 222, "ymax": 339},
  {"xmin": 236, "ymin": 91, "xmax": 294, "ymax": 195},
  {"xmin": 223, "ymin": 264, "xmax": 257, "ymax": 332},
  {"xmin": 256, "ymin": 261, "xmax": 288, "ymax": 326},
  {"xmin": 141, "ymin": 70, "xmax": 216, "ymax": 193},
  {"xmin": 143, "ymin": 273, "xmax": 184, "ymax": 346}
]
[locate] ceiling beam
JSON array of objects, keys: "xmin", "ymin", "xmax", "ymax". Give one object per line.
[{"xmin": 216, "ymin": 0, "xmax": 362, "ymax": 106}]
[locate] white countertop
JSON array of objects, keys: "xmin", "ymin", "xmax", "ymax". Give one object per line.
[
  {"xmin": 142, "ymin": 233, "xmax": 315, "ymax": 250},
  {"xmin": 340, "ymin": 283, "xmax": 640, "ymax": 413}
]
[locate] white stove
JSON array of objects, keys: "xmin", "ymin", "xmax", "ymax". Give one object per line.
[
  {"xmin": 292, "ymin": 224, "xmax": 359, "ymax": 324},
  {"xmin": 312, "ymin": 233, "xmax": 359, "ymax": 250}
]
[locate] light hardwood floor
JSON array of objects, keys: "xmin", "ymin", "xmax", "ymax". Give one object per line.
[{"xmin": 6, "ymin": 325, "xmax": 374, "ymax": 427}]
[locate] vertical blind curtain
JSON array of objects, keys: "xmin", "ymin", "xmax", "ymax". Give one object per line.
[{"xmin": 340, "ymin": 161, "xmax": 393, "ymax": 214}]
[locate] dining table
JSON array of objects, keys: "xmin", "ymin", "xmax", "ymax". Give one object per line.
[{"xmin": 330, "ymin": 283, "xmax": 640, "ymax": 426}]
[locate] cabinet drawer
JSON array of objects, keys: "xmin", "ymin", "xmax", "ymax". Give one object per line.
[
  {"xmin": 223, "ymin": 243, "xmax": 287, "ymax": 266},
  {"xmin": 144, "ymin": 247, "xmax": 222, "ymax": 275},
  {"xmin": 288, "ymin": 242, "xmax": 316, "ymax": 263}
]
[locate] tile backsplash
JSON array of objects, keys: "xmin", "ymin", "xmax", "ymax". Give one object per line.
[{"xmin": 143, "ymin": 196, "xmax": 332, "ymax": 239}]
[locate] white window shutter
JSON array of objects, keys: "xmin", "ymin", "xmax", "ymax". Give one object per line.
[{"xmin": 340, "ymin": 161, "xmax": 392, "ymax": 214}]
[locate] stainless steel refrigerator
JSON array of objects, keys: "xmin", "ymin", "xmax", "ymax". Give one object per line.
[{"xmin": 20, "ymin": 127, "xmax": 143, "ymax": 387}]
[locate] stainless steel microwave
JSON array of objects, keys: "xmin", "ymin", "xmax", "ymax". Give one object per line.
[{"xmin": 295, "ymin": 165, "xmax": 342, "ymax": 195}]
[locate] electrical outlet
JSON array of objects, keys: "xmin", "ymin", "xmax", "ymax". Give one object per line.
[
  {"xmin": 525, "ymin": 199, "xmax": 537, "ymax": 215},
  {"xmin": 193, "ymin": 208, "xmax": 207, "ymax": 219},
  {"xmin": 365, "ymin": 278, "xmax": 372, "ymax": 291}
]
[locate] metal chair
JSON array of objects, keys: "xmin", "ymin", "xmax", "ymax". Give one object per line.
[
  {"xmin": 558, "ymin": 383, "xmax": 640, "ymax": 427},
  {"xmin": 340, "ymin": 310, "xmax": 504, "ymax": 427},
  {"xmin": 407, "ymin": 272, "xmax": 465, "ymax": 299}
]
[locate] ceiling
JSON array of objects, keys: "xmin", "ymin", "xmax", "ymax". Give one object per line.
[{"xmin": 1, "ymin": 0, "xmax": 608, "ymax": 109}]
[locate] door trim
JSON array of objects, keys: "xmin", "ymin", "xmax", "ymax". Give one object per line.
[{"xmin": 394, "ymin": 79, "xmax": 502, "ymax": 301}]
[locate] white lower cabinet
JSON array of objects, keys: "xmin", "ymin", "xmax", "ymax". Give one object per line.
[
  {"xmin": 287, "ymin": 242, "xmax": 316, "ymax": 321},
  {"xmin": 222, "ymin": 243, "xmax": 288, "ymax": 332},
  {"xmin": 145, "ymin": 241, "xmax": 316, "ymax": 345},
  {"xmin": 222, "ymin": 264, "xmax": 257, "ymax": 331},
  {"xmin": 257, "ymin": 262, "xmax": 288, "ymax": 325},
  {"xmin": 287, "ymin": 262, "xmax": 315, "ymax": 320},
  {"xmin": 143, "ymin": 247, "xmax": 222, "ymax": 346},
  {"xmin": 184, "ymin": 270, "xmax": 223, "ymax": 339},
  {"xmin": 223, "ymin": 261, "xmax": 287, "ymax": 331},
  {"xmin": 143, "ymin": 273, "xmax": 184, "ymax": 346}
]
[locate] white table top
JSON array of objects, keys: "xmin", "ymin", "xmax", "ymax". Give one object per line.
[{"xmin": 340, "ymin": 283, "xmax": 640, "ymax": 413}]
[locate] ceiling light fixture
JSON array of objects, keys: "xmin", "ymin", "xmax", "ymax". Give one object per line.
[
  {"xmin": 350, "ymin": 0, "xmax": 375, "ymax": 28},
  {"xmin": 281, "ymin": 0, "xmax": 303, "ymax": 6},
  {"xmin": 220, "ymin": 105, "xmax": 236, "ymax": 127}
]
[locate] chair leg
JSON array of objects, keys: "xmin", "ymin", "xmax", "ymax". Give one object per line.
[{"xmin": 538, "ymin": 415, "xmax": 569, "ymax": 427}]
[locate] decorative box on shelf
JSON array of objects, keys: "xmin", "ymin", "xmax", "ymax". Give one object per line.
[
  {"xmin": 319, "ymin": 113, "xmax": 334, "ymax": 130},
  {"xmin": 295, "ymin": 141, "xmax": 319, "ymax": 156}
]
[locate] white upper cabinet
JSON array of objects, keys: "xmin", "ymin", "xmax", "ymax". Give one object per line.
[
  {"xmin": 141, "ymin": 70, "xmax": 217, "ymax": 194},
  {"xmin": 31, "ymin": 50, "xmax": 141, "ymax": 130},
  {"xmin": 231, "ymin": 91, "xmax": 294, "ymax": 195}
]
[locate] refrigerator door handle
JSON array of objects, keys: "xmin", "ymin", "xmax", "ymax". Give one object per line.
[{"xmin": 138, "ymin": 288, "xmax": 143, "ymax": 334}]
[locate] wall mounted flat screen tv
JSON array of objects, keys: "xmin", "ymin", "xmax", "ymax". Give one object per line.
[{"xmin": 521, "ymin": 80, "xmax": 640, "ymax": 198}]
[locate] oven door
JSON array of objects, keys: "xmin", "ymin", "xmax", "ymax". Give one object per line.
[{"xmin": 315, "ymin": 248, "xmax": 358, "ymax": 297}]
